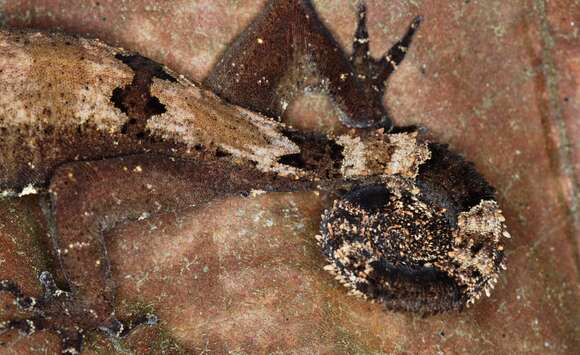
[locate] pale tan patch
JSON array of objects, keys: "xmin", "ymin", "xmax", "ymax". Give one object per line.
[
  {"xmin": 438, "ymin": 200, "xmax": 509, "ymax": 304},
  {"xmin": 337, "ymin": 131, "xmax": 430, "ymax": 179},
  {"xmin": 148, "ymin": 78, "xmax": 302, "ymax": 175},
  {"xmin": 0, "ymin": 30, "xmax": 133, "ymax": 132}
]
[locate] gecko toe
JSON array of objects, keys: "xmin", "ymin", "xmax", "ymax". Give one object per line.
[
  {"xmin": 39, "ymin": 271, "xmax": 71, "ymax": 299},
  {"xmin": 0, "ymin": 317, "xmax": 44, "ymax": 336},
  {"xmin": 1, "ymin": 280, "xmax": 40, "ymax": 311},
  {"xmin": 100, "ymin": 312, "xmax": 159, "ymax": 338},
  {"xmin": 57, "ymin": 329, "xmax": 84, "ymax": 355},
  {"xmin": 1, "ymin": 272, "xmax": 91, "ymax": 354}
]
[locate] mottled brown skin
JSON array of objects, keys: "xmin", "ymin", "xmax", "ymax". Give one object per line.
[
  {"xmin": 319, "ymin": 147, "xmax": 502, "ymax": 315},
  {"xmin": 0, "ymin": 44, "xmax": 355, "ymax": 352},
  {"xmin": 0, "ymin": 29, "xmax": 306, "ymax": 193},
  {"xmin": 209, "ymin": 0, "xmax": 505, "ymax": 316},
  {"xmin": 322, "ymin": 184, "xmax": 463, "ymax": 314},
  {"xmin": 416, "ymin": 143, "xmax": 496, "ymax": 225},
  {"xmin": 0, "ymin": 9, "xmax": 410, "ymax": 349}
]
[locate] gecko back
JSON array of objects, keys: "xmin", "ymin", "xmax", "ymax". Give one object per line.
[{"xmin": 0, "ymin": 30, "xmax": 301, "ymax": 194}]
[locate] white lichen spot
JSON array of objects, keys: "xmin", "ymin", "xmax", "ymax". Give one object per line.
[
  {"xmin": 0, "ymin": 189, "xmax": 16, "ymax": 198},
  {"xmin": 250, "ymin": 189, "xmax": 267, "ymax": 197},
  {"xmin": 138, "ymin": 212, "xmax": 151, "ymax": 221},
  {"xmin": 441, "ymin": 200, "xmax": 509, "ymax": 303},
  {"xmin": 18, "ymin": 184, "xmax": 39, "ymax": 197},
  {"xmin": 147, "ymin": 79, "xmax": 300, "ymax": 174}
]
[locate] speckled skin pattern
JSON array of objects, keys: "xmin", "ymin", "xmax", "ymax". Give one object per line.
[
  {"xmin": 0, "ymin": 1, "xmax": 514, "ymax": 354},
  {"xmin": 0, "ymin": 30, "xmax": 304, "ymax": 192}
]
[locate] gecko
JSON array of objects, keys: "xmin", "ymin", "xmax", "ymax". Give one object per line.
[{"xmin": 0, "ymin": 1, "xmax": 509, "ymax": 353}]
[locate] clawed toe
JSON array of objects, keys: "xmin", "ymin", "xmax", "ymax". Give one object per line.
[
  {"xmin": 1, "ymin": 279, "xmax": 46, "ymax": 337},
  {"xmin": 0, "ymin": 317, "xmax": 44, "ymax": 336},
  {"xmin": 351, "ymin": 1, "xmax": 422, "ymax": 78},
  {"xmin": 1, "ymin": 272, "xmax": 157, "ymax": 354},
  {"xmin": 349, "ymin": 1, "xmax": 422, "ymax": 107},
  {"xmin": 1, "ymin": 272, "xmax": 80, "ymax": 353},
  {"xmin": 38, "ymin": 271, "xmax": 70, "ymax": 299},
  {"xmin": 331, "ymin": 1, "xmax": 423, "ymax": 130},
  {"xmin": 1, "ymin": 279, "xmax": 40, "ymax": 312},
  {"xmin": 100, "ymin": 312, "xmax": 158, "ymax": 338}
]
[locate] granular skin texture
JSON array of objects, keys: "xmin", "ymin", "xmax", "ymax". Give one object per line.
[
  {"xmin": 0, "ymin": 30, "xmax": 301, "ymax": 193},
  {"xmin": 337, "ymin": 130, "xmax": 431, "ymax": 179},
  {"xmin": 0, "ymin": 30, "xmax": 426, "ymax": 194},
  {"xmin": 1, "ymin": 0, "xmax": 577, "ymax": 353},
  {"xmin": 319, "ymin": 146, "xmax": 509, "ymax": 314}
]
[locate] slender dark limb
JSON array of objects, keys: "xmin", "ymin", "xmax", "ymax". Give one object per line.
[
  {"xmin": 0, "ymin": 318, "xmax": 43, "ymax": 336},
  {"xmin": 1, "ymin": 153, "xmax": 317, "ymax": 353},
  {"xmin": 2, "ymin": 147, "xmax": 338, "ymax": 353},
  {"xmin": 44, "ymin": 153, "xmax": 312, "ymax": 330},
  {"xmin": 379, "ymin": 16, "xmax": 423, "ymax": 79},
  {"xmin": 206, "ymin": 0, "xmax": 423, "ymax": 130},
  {"xmin": 351, "ymin": 2, "xmax": 370, "ymax": 64},
  {"xmin": 347, "ymin": 2, "xmax": 423, "ymax": 130},
  {"xmin": 350, "ymin": 2, "xmax": 423, "ymax": 82}
]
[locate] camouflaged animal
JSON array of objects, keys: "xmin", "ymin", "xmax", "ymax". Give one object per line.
[{"xmin": 0, "ymin": 1, "xmax": 509, "ymax": 353}]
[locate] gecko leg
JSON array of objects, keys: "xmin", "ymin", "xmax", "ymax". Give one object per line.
[
  {"xmin": 350, "ymin": 2, "xmax": 422, "ymax": 80},
  {"xmin": 379, "ymin": 15, "xmax": 423, "ymax": 80},
  {"xmin": 2, "ymin": 153, "xmax": 307, "ymax": 353},
  {"xmin": 348, "ymin": 2, "xmax": 422, "ymax": 130},
  {"xmin": 351, "ymin": 2, "xmax": 422, "ymax": 73},
  {"xmin": 1, "ymin": 272, "xmax": 85, "ymax": 354},
  {"xmin": 205, "ymin": 0, "xmax": 422, "ymax": 130}
]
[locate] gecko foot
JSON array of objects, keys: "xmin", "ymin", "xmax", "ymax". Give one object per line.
[
  {"xmin": 100, "ymin": 312, "xmax": 159, "ymax": 338},
  {"xmin": 1, "ymin": 272, "xmax": 157, "ymax": 354},
  {"xmin": 349, "ymin": 1, "xmax": 422, "ymax": 129}
]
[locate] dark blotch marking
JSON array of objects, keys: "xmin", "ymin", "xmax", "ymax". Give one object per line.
[
  {"xmin": 111, "ymin": 54, "xmax": 176, "ymax": 139},
  {"xmin": 361, "ymin": 260, "xmax": 464, "ymax": 315},
  {"xmin": 416, "ymin": 143, "xmax": 495, "ymax": 224},
  {"xmin": 277, "ymin": 129, "xmax": 344, "ymax": 178},
  {"xmin": 340, "ymin": 184, "xmax": 390, "ymax": 212},
  {"xmin": 215, "ymin": 148, "xmax": 232, "ymax": 158}
]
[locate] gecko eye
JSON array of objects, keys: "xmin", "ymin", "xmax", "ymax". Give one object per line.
[{"xmin": 317, "ymin": 145, "xmax": 509, "ymax": 315}]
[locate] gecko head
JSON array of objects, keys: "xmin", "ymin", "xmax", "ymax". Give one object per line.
[{"xmin": 316, "ymin": 145, "xmax": 509, "ymax": 314}]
